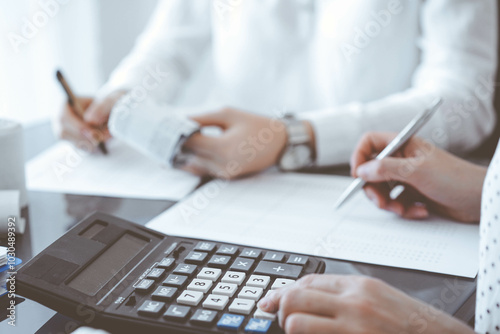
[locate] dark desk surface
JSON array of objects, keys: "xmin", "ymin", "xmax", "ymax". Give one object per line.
[{"xmin": 0, "ymin": 121, "xmax": 477, "ymax": 333}]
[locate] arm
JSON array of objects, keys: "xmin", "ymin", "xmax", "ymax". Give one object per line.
[
  {"xmin": 58, "ymin": 0, "xmax": 212, "ymax": 148},
  {"xmin": 299, "ymin": 0, "xmax": 498, "ymax": 166}
]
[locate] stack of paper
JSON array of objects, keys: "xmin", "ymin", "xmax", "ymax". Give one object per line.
[
  {"xmin": 0, "ymin": 247, "xmax": 6, "ymax": 266},
  {"xmin": 147, "ymin": 172, "xmax": 479, "ymax": 278}
]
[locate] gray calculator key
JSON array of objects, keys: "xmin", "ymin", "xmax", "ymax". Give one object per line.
[
  {"xmin": 157, "ymin": 257, "xmax": 175, "ymax": 269},
  {"xmin": 190, "ymin": 309, "xmax": 218, "ymax": 325},
  {"xmin": 230, "ymin": 257, "xmax": 255, "ymax": 272},
  {"xmin": 152, "ymin": 286, "xmax": 177, "ymax": 301},
  {"xmin": 164, "ymin": 305, "xmax": 191, "ymax": 320},
  {"xmin": 240, "ymin": 248, "xmax": 261, "ymax": 259},
  {"xmin": 254, "ymin": 261, "xmax": 302, "ymax": 279},
  {"xmin": 216, "ymin": 245, "xmax": 238, "ymax": 255},
  {"xmin": 207, "ymin": 255, "xmax": 231, "ymax": 268},
  {"xmin": 194, "ymin": 241, "xmax": 216, "ymax": 252},
  {"xmin": 138, "ymin": 300, "xmax": 165, "ymax": 317},
  {"xmin": 173, "ymin": 263, "xmax": 197, "ymax": 276},
  {"xmin": 135, "ymin": 279, "xmax": 155, "ymax": 293},
  {"xmin": 146, "ymin": 268, "xmax": 165, "ymax": 280},
  {"xmin": 263, "ymin": 252, "xmax": 285, "ymax": 262},
  {"xmin": 163, "ymin": 274, "xmax": 188, "ymax": 288},
  {"xmin": 185, "ymin": 251, "xmax": 208, "ymax": 264},
  {"xmin": 286, "ymin": 255, "xmax": 309, "ymax": 265}
]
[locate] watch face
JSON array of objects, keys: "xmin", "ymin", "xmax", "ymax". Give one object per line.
[{"xmin": 280, "ymin": 145, "xmax": 312, "ymax": 171}]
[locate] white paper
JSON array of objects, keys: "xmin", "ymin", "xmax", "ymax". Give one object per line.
[
  {"xmin": 26, "ymin": 140, "xmax": 201, "ymax": 201},
  {"xmin": 0, "ymin": 190, "xmax": 25, "ymax": 235},
  {"xmin": 147, "ymin": 172, "xmax": 479, "ymax": 278}
]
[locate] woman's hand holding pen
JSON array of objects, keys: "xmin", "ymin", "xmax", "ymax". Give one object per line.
[
  {"xmin": 350, "ymin": 132, "xmax": 486, "ymax": 222},
  {"xmin": 57, "ymin": 90, "xmax": 125, "ymax": 149}
]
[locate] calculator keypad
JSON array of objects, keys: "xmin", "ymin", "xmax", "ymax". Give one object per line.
[{"xmin": 127, "ymin": 241, "xmax": 323, "ymax": 333}]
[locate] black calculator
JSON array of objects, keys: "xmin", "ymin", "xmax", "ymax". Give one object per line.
[{"xmin": 17, "ymin": 213, "xmax": 326, "ymax": 333}]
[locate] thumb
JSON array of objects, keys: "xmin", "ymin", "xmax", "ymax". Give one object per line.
[
  {"xmin": 356, "ymin": 158, "xmax": 415, "ymax": 185},
  {"xmin": 190, "ymin": 109, "xmax": 236, "ymax": 129},
  {"xmin": 84, "ymin": 100, "xmax": 110, "ymax": 126}
]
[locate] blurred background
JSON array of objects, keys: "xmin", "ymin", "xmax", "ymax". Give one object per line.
[{"xmin": 0, "ymin": 0, "xmax": 159, "ymax": 125}]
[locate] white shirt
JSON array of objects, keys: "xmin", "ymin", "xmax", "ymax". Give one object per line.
[
  {"xmin": 476, "ymin": 140, "xmax": 500, "ymax": 333},
  {"xmin": 102, "ymin": 0, "xmax": 498, "ymax": 166}
]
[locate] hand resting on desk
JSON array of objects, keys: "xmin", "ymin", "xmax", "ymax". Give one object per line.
[{"xmin": 258, "ymin": 274, "xmax": 474, "ymax": 334}]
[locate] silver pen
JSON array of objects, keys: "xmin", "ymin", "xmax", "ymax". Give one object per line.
[{"xmin": 333, "ymin": 97, "xmax": 443, "ymax": 211}]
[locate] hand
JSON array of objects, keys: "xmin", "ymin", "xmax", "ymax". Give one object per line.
[
  {"xmin": 57, "ymin": 90, "xmax": 126, "ymax": 149},
  {"xmin": 181, "ymin": 108, "xmax": 289, "ymax": 179},
  {"xmin": 350, "ymin": 132, "xmax": 487, "ymax": 222},
  {"xmin": 258, "ymin": 274, "xmax": 474, "ymax": 334}
]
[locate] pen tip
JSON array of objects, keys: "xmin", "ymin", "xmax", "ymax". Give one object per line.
[{"xmin": 56, "ymin": 70, "xmax": 63, "ymax": 81}]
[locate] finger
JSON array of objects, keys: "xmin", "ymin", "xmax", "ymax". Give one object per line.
[
  {"xmin": 350, "ymin": 132, "xmax": 397, "ymax": 176},
  {"xmin": 60, "ymin": 105, "xmax": 101, "ymax": 146},
  {"xmin": 402, "ymin": 203, "xmax": 429, "ymax": 220},
  {"xmin": 84, "ymin": 99, "xmax": 111, "ymax": 126},
  {"xmin": 183, "ymin": 132, "xmax": 226, "ymax": 160},
  {"xmin": 282, "ymin": 312, "xmax": 338, "ymax": 334},
  {"xmin": 189, "ymin": 108, "xmax": 237, "ymax": 129},
  {"xmin": 259, "ymin": 274, "xmax": 347, "ymax": 313},
  {"xmin": 275, "ymin": 288, "xmax": 339, "ymax": 329},
  {"xmin": 364, "ymin": 184, "xmax": 405, "ymax": 216},
  {"xmin": 180, "ymin": 155, "xmax": 225, "ymax": 178},
  {"xmin": 355, "ymin": 157, "xmax": 420, "ymax": 188}
]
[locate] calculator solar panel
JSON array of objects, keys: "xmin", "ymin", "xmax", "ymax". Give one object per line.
[{"xmin": 17, "ymin": 213, "xmax": 326, "ymax": 333}]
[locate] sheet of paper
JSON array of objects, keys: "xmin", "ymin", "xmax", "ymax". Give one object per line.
[
  {"xmin": 147, "ymin": 172, "xmax": 479, "ymax": 278},
  {"xmin": 26, "ymin": 140, "xmax": 201, "ymax": 201}
]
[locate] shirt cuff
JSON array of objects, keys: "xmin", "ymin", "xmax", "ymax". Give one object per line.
[{"xmin": 296, "ymin": 103, "xmax": 364, "ymax": 166}]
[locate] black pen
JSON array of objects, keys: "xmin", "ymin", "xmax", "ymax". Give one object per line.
[{"xmin": 56, "ymin": 70, "xmax": 108, "ymax": 154}]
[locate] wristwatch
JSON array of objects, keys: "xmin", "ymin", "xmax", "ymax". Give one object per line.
[{"xmin": 278, "ymin": 114, "xmax": 315, "ymax": 171}]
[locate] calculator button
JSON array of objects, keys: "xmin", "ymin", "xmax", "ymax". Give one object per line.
[
  {"xmin": 245, "ymin": 318, "xmax": 273, "ymax": 333},
  {"xmin": 229, "ymin": 298, "xmax": 255, "ymax": 315},
  {"xmin": 203, "ymin": 294, "xmax": 230, "ymax": 310},
  {"xmin": 146, "ymin": 268, "xmax": 165, "ymax": 280},
  {"xmin": 263, "ymin": 251, "xmax": 285, "ymax": 262},
  {"xmin": 190, "ymin": 309, "xmax": 217, "ymax": 325},
  {"xmin": 254, "ymin": 261, "xmax": 302, "ymax": 279},
  {"xmin": 194, "ymin": 241, "xmax": 216, "ymax": 252},
  {"xmin": 207, "ymin": 255, "xmax": 231, "ymax": 268},
  {"xmin": 163, "ymin": 274, "xmax": 188, "ymax": 288},
  {"xmin": 135, "ymin": 279, "xmax": 155, "ymax": 293},
  {"xmin": 177, "ymin": 290, "xmax": 204, "ymax": 306},
  {"xmin": 184, "ymin": 251, "xmax": 208, "ymax": 264},
  {"xmin": 137, "ymin": 300, "xmax": 165, "ymax": 317},
  {"xmin": 254, "ymin": 308, "xmax": 276, "ymax": 321},
  {"xmin": 157, "ymin": 257, "xmax": 175, "ymax": 269},
  {"xmin": 286, "ymin": 255, "xmax": 308, "ymax": 265},
  {"xmin": 197, "ymin": 267, "xmax": 222, "ymax": 281},
  {"xmin": 217, "ymin": 313, "xmax": 245, "ymax": 330},
  {"xmin": 216, "ymin": 244, "xmax": 238, "ymax": 255},
  {"xmin": 241, "ymin": 248, "xmax": 261, "ymax": 259},
  {"xmin": 271, "ymin": 278, "xmax": 295, "ymax": 290},
  {"xmin": 230, "ymin": 257, "xmax": 255, "ymax": 272},
  {"xmin": 238, "ymin": 286, "xmax": 263, "ymax": 300},
  {"xmin": 212, "ymin": 282, "xmax": 238, "ymax": 297},
  {"xmin": 173, "ymin": 263, "xmax": 197, "ymax": 276},
  {"xmin": 187, "ymin": 279, "xmax": 212, "ymax": 293},
  {"xmin": 221, "ymin": 271, "xmax": 246, "ymax": 285},
  {"xmin": 247, "ymin": 275, "xmax": 270, "ymax": 289},
  {"xmin": 164, "ymin": 304, "xmax": 191, "ymax": 320},
  {"xmin": 151, "ymin": 286, "xmax": 177, "ymax": 302}
]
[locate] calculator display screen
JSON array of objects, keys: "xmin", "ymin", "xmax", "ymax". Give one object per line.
[{"xmin": 68, "ymin": 233, "xmax": 148, "ymax": 295}]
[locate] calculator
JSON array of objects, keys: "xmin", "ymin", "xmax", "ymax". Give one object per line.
[{"xmin": 17, "ymin": 213, "xmax": 326, "ymax": 333}]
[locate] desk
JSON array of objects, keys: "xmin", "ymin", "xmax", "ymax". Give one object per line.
[{"xmin": 0, "ymin": 121, "xmax": 477, "ymax": 333}]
